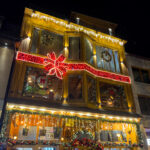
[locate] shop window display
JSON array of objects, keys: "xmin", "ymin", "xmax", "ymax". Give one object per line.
[
  {"xmin": 87, "ymin": 75, "xmax": 97, "ymax": 103},
  {"xmin": 69, "ymin": 37, "xmax": 81, "ymax": 60},
  {"xmin": 39, "ymin": 30, "xmax": 63, "ymax": 56},
  {"xmin": 68, "ymin": 74, "xmax": 83, "ymax": 101},
  {"xmin": 100, "ymin": 130, "xmax": 127, "ymax": 142},
  {"xmin": 23, "ymin": 67, "xmax": 62, "ymax": 101},
  {"xmin": 30, "ymin": 28, "xmax": 63, "ymax": 56},
  {"xmin": 16, "ymin": 148, "xmax": 32, "ymax": 150},
  {"xmin": 99, "ymin": 82, "xmax": 128, "ymax": 109},
  {"xmin": 96, "ymin": 46, "xmax": 120, "ymax": 73},
  {"xmin": 30, "ymin": 28, "xmax": 39, "ymax": 53},
  {"xmin": 7, "ymin": 112, "xmax": 139, "ymax": 148},
  {"xmin": 85, "ymin": 38, "xmax": 94, "ymax": 65}
]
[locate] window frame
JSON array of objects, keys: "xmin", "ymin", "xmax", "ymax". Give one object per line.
[
  {"xmin": 132, "ymin": 66, "xmax": 150, "ymax": 83},
  {"xmin": 29, "ymin": 25, "xmax": 65, "ymax": 56},
  {"xmin": 67, "ymin": 71, "xmax": 85, "ymax": 103},
  {"xmin": 86, "ymin": 73, "xmax": 97, "ymax": 104},
  {"xmin": 95, "ymin": 43, "xmax": 121, "ymax": 73},
  {"xmin": 98, "ymin": 78, "xmax": 128, "ymax": 110},
  {"xmin": 84, "ymin": 35, "xmax": 95, "ymax": 66},
  {"xmin": 68, "ymin": 35, "xmax": 82, "ymax": 61},
  {"xmin": 138, "ymin": 95, "xmax": 150, "ymax": 115}
]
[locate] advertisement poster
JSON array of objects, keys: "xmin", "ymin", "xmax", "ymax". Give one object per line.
[
  {"xmin": 18, "ymin": 126, "xmax": 37, "ymax": 140},
  {"xmin": 39, "ymin": 127, "xmax": 54, "ymax": 140},
  {"xmin": 39, "ymin": 127, "xmax": 62, "ymax": 140}
]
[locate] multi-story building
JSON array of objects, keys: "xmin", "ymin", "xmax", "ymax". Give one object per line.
[
  {"xmin": 126, "ymin": 53, "xmax": 150, "ymax": 150},
  {"xmin": 0, "ymin": 16, "xmax": 17, "ymax": 118},
  {"xmin": 0, "ymin": 8, "xmax": 145, "ymax": 150}
]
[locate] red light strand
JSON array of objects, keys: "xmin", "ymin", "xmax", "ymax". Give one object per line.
[{"xmin": 16, "ymin": 51, "xmax": 131, "ymax": 83}]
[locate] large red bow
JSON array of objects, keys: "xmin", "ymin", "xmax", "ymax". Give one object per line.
[{"xmin": 44, "ymin": 52, "xmax": 67, "ymax": 79}]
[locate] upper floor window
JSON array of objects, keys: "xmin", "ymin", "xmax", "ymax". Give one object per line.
[
  {"xmin": 96, "ymin": 46, "xmax": 120, "ymax": 73},
  {"xmin": 99, "ymin": 82, "xmax": 128, "ymax": 109},
  {"xmin": 132, "ymin": 67, "xmax": 150, "ymax": 84},
  {"xmin": 23, "ymin": 67, "xmax": 63, "ymax": 101},
  {"xmin": 87, "ymin": 75, "xmax": 97, "ymax": 104},
  {"xmin": 138, "ymin": 96, "xmax": 150, "ymax": 115},
  {"xmin": 85, "ymin": 38, "xmax": 94, "ymax": 65},
  {"xmin": 68, "ymin": 74, "xmax": 83, "ymax": 101},
  {"xmin": 30, "ymin": 28, "xmax": 64, "ymax": 56},
  {"xmin": 68, "ymin": 37, "xmax": 81, "ymax": 60}
]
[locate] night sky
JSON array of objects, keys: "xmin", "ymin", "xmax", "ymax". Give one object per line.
[{"xmin": 0, "ymin": 0, "xmax": 149, "ymax": 58}]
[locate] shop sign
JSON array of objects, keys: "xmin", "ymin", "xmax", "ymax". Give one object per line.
[{"xmin": 16, "ymin": 51, "xmax": 131, "ymax": 83}]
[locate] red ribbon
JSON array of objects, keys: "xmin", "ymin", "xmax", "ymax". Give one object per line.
[
  {"xmin": 44, "ymin": 52, "xmax": 67, "ymax": 79},
  {"xmin": 16, "ymin": 51, "xmax": 131, "ymax": 83}
]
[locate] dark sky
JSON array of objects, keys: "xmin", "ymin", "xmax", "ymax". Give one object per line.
[{"xmin": 0, "ymin": 0, "xmax": 150, "ymax": 58}]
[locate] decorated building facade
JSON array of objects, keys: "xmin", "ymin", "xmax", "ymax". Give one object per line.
[{"xmin": 0, "ymin": 8, "xmax": 145, "ymax": 150}]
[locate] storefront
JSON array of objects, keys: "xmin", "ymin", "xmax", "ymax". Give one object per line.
[
  {"xmin": 0, "ymin": 104, "xmax": 143, "ymax": 150},
  {"xmin": 0, "ymin": 8, "xmax": 145, "ymax": 150}
]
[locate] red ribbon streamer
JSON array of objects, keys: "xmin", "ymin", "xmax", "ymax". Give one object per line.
[{"xmin": 16, "ymin": 51, "xmax": 131, "ymax": 83}]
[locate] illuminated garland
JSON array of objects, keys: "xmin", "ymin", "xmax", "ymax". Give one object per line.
[
  {"xmin": 31, "ymin": 13, "xmax": 124, "ymax": 46},
  {"xmin": 7, "ymin": 139, "xmax": 59, "ymax": 146},
  {"xmin": 0, "ymin": 109, "xmax": 139, "ymax": 123},
  {"xmin": 0, "ymin": 110, "xmax": 144, "ymax": 148},
  {"xmin": 16, "ymin": 51, "xmax": 131, "ymax": 83}
]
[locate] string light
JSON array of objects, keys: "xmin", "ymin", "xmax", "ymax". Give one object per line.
[
  {"xmin": 86, "ymin": 113, "xmax": 91, "ymax": 116},
  {"xmin": 16, "ymin": 51, "xmax": 131, "ymax": 83},
  {"xmin": 30, "ymin": 107, "xmax": 36, "ymax": 110},
  {"xmin": 31, "ymin": 13, "xmax": 124, "ymax": 46},
  {"xmin": 70, "ymin": 112, "xmax": 74, "ymax": 115},
  {"xmin": 20, "ymin": 106, "xmax": 26, "ymax": 109},
  {"xmin": 7, "ymin": 104, "xmax": 140, "ymax": 122}
]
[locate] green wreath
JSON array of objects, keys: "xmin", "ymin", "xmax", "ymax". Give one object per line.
[{"xmin": 101, "ymin": 51, "xmax": 112, "ymax": 62}]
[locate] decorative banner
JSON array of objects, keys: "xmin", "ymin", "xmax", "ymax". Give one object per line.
[
  {"xmin": 39, "ymin": 127, "xmax": 54, "ymax": 140},
  {"xmin": 16, "ymin": 51, "xmax": 131, "ymax": 83}
]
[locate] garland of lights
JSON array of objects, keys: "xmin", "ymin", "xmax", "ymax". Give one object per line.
[
  {"xmin": 31, "ymin": 13, "xmax": 124, "ymax": 46},
  {"xmin": 0, "ymin": 110, "xmax": 143, "ymax": 148},
  {"xmin": 16, "ymin": 51, "xmax": 131, "ymax": 83}
]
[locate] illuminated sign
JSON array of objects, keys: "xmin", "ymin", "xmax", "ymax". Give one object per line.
[{"xmin": 16, "ymin": 51, "xmax": 131, "ymax": 83}]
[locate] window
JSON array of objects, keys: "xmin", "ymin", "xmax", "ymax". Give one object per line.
[
  {"xmin": 132, "ymin": 67, "xmax": 150, "ymax": 83},
  {"xmin": 30, "ymin": 28, "xmax": 63, "ymax": 56},
  {"xmin": 100, "ymin": 130, "xmax": 127, "ymax": 142},
  {"xmin": 85, "ymin": 38, "xmax": 94, "ymax": 65},
  {"xmin": 39, "ymin": 30, "xmax": 63, "ymax": 56},
  {"xmin": 145, "ymin": 128, "xmax": 150, "ymax": 138},
  {"xmin": 138, "ymin": 96, "xmax": 150, "ymax": 115},
  {"xmin": 68, "ymin": 74, "xmax": 83, "ymax": 101},
  {"xmin": 69, "ymin": 37, "xmax": 81, "ymax": 60},
  {"xmin": 99, "ymin": 82, "xmax": 128, "ymax": 109},
  {"xmin": 96, "ymin": 46, "xmax": 120, "ymax": 73},
  {"xmin": 30, "ymin": 28, "xmax": 39, "ymax": 53},
  {"xmin": 23, "ymin": 67, "xmax": 63, "ymax": 101},
  {"xmin": 87, "ymin": 76, "xmax": 97, "ymax": 103},
  {"xmin": 16, "ymin": 148, "xmax": 32, "ymax": 150},
  {"xmin": 41, "ymin": 148, "xmax": 56, "ymax": 150}
]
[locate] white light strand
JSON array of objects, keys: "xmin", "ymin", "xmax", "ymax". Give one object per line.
[{"xmin": 31, "ymin": 13, "xmax": 124, "ymax": 46}]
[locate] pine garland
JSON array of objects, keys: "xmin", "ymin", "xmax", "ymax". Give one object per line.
[{"xmin": 0, "ymin": 109, "xmax": 144, "ymax": 148}]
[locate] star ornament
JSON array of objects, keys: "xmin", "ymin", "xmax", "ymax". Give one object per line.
[{"xmin": 44, "ymin": 52, "xmax": 67, "ymax": 79}]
